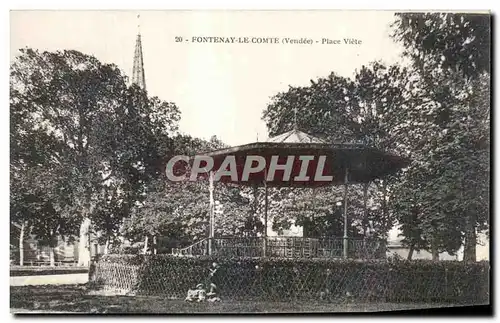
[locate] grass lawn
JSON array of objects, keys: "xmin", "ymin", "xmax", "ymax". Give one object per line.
[{"xmin": 10, "ymin": 284, "xmax": 478, "ymax": 314}]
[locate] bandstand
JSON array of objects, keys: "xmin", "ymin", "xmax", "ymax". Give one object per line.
[{"xmin": 171, "ymin": 128, "xmax": 409, "ymax": 260}]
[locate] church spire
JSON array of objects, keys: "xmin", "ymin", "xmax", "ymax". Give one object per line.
[{"xmin": 132, "ymin": 14, "xmax": 146, "ymax": 91}]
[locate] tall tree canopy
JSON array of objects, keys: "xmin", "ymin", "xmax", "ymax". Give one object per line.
[
  {"xmin": 121, "ymin": 134, "xmax": 257, "ymax": 252},
  {"xmin": 390, "ymin": 12, "xmax": 490, "ymax": 261},
  {"xmin": 10, "ymin": 48, "xmax": 180, "ymax": 264},
  {"xmin": 391, "ymin": 13, "xmax": 490, "ymax": 80},
  {"xmin": 262, "ymin": 62, "xmax": 411, "ymax": 242}
]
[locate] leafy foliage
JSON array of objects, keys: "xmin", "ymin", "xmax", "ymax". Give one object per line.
[
  {"xmin": 121, "ymin": 135, "xmax": 257, "ymax": 250},
  {"xmin": 390, "ymin": 13, "xmax": 490, "ymax": 260},
  {"xmin": 261, "ymin": 62, "xmax": 411, "ymax": 241},
  {"xmin": 391, "ymin": 13, "xmax": 490, "ymax": 80},
  {"xmin": 10, "ymin": 48, "xmax": 181, "ymax": 249}
]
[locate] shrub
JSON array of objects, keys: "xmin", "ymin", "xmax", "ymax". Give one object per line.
[{"xmin": 91, "ymin": 255, "xmax": 490, "ymax": 304}]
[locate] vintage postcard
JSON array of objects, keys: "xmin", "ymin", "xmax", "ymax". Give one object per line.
[{"xmin": 9, "ymin": 10, "xmax": 491, "ymax": 314}]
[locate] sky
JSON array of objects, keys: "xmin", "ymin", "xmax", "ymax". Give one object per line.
[{"xmin": 10, "ymin": 10, "xmax": 404, "ymax": 146}]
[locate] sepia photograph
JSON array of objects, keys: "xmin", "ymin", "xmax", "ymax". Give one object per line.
[{"xmin": 9, "ymin": 9, "xmax": 491, "ymax": 314}]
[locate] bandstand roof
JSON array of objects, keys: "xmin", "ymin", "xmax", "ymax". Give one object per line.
[{"xmin": 186, "ymin": 129, "xmax": 410, "ymax": 187}]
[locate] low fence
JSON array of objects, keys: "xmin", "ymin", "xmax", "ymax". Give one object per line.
[
  {"xmin": 172, "ymin": 237, "xmax": 386, "ymax": 259},
  {"xmin": 90, "ymin": 255, "xmax": 490, "ymax": 304},
  {"xmin": 10, "ymin": 265, "xmax": 88, "ymax": 276}
]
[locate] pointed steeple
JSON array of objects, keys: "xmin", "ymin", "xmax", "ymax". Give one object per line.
[{"xmin": 132, "ymin": 14, "xmax": 146, "ymax": 91}]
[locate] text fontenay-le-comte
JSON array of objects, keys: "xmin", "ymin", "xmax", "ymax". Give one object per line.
[{"xmin": 190, "ymin": 37, "xmax": 362, "ymax": 45}]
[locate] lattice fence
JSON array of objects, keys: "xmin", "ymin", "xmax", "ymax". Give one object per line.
[
  {"xmin": 90, "ymin": 256, "xmax": 490, "ymax": 304},
  {"xmin": 172, "ymin": 237, "xmax": 386, "ymax": 259}
]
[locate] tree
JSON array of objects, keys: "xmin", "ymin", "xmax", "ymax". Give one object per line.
[
  {"xmin": 391, "ymin": 13, "xmax": 490, "ymax": 81},
  {"xmin": 391, "ymin": 13, "xmax": 490, "ymax": 261},
  {"xmin": 10, "ymin": 48, "xmax": 180, "ymax": 265},
  {"xmin": 263, "ymin": 74, "xmax": 356, "ymax": 142},
  {"xmin": 11, "ymin": 166, "xmax": 79, "ymax": 266},
  {"xmin": 122, "ymin": 134, "xmax": 258, "ymax": 252},
  {"xmin": 262, "ymin": 62, "xmax": 413, "ymax": 241}
]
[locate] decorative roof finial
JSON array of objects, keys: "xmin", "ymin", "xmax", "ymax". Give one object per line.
[{"xmin": 137, "ymin": 14, "xmax": 141, "ymax": 34}]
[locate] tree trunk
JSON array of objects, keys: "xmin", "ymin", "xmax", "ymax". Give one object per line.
[
  {"xmin": 77, "ymin": 217, "xmax": 92, "ymax": 266},
  {"xmin": 49, "ymin": 246, "xmax": 56, "ymax": 267},
  {"xmin": 381, "ymin": 181, "xmax": 388, "ymax": 221},
  {"xmin": 76, "ymin": 191, "xmax": 102, "ymax": 266},
  {"xmin": 431, "ymin": 236, "xmax": 439, "ymax": 261},
  {"xmin": 462, "ymin": 179, "xmax": 477, "ymax": 262},
  {"xmin": 153, "ymin": 236, "xmax": 157, "ymax": 255},
  {"xmin": 103, "ymin": 238, "xmax": 109, "ymax": 255},
  {"xmin": 363, "ymin": 183, "xmax": 369, "ymax": 238},
  {"xmin": 143, "ymin": 236, "xmax": 149, "ymax": 254},
  {"xmin": 19, "ymin": 222, "xmax": 26, "ymax": 266},
  {"xmin": 464, "ymin": 223, "xmax": 477, "ymax": 262},
  {"xmin": 431, "ymin": 249, "xmax": 439, "ymax": 261},
  {"xmin": 407, "ymin": 244, "xmax": 415, "ymax": 261}
]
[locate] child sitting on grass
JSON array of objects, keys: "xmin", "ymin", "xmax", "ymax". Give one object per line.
[{"xmin": 185, "ymin": 262, "xmax": 221, "ymax": 302}]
